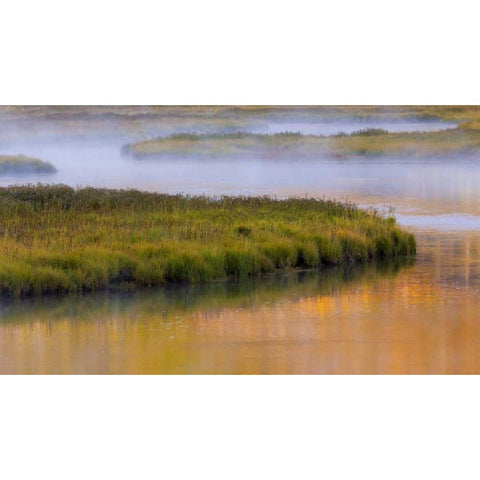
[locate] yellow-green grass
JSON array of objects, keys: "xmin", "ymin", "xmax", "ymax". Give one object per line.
[
  {"xmin": 0, "ymin": 155, "xmax": 56, "ymax": 174},
  {"xmin": 123, "ymin": 126, "xmax": 480, "ymax": 159},
  {"xmin": 1, "ymin": 105, "xmax": 479, "ymax": 123},
  {"xmin": 0, "ymin": 185, "xmax": 415, "ymax": 297}
]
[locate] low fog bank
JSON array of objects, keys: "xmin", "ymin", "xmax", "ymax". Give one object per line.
[
  {"xmin": 0, "ymin": 106, "xmax": 457, "ymax": 145},
  {"xmin": 0, "ymin": 106, "xmax": 476, "ymax": 232},
  {"xmin": 1, "ymin": 136, "xmax": 480, "ymax": 220}
]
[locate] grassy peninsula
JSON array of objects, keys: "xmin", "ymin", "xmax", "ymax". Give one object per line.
[
  {"xmin": 0, "ymin": 185, "xmax": 415, "ymax": 296},
  {"xmin": 0, "ymin": 155, "xmax": 56, "ymax": 174},
  {"xmin": 123, "ymin": 126, "xmax": 480, "ymax": 160}
]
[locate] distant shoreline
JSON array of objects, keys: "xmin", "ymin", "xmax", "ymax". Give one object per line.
[{"xmin": 122, "ymin": 127, "xmax": 480, "ymax": 160}]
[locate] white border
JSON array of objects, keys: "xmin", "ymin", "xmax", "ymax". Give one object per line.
[
  {"xmin": 1, "ymin": 376, "xmax": 479, "ymax": 480},
  {"xmin": 1, "ymin": 0, "xmax": 479, "ymax": 104},
  {"xmin": 1, "ymin": 1, "xmax": 479, "ymax": 479}
]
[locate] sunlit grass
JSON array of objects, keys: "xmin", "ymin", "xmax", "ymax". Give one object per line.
[{"xmin": 0, "ymin": 185, "xmax": 415, "ymax": 296}]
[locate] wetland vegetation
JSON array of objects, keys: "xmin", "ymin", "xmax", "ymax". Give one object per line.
[
  {"xmin": 0, "ymin": 184, "xmax": 415, "ymax": 297},
  {"xmin": 123, "ymin": 125, "xmax": 480, "ymax": 159},
  {"xmin": 0, "ymin": 155, "xmax": 56, "ymax": 174}
]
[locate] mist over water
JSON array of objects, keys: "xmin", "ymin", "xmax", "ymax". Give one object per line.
[
  {"xmin": 0, "ymin": 108, "xmax": 479, "ymax": 373},
  {"xmin": 1, "ymin": 134, "xmax": 479, "ymax": 229}
]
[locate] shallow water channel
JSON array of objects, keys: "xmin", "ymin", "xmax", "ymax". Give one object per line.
[{"xmin": 0, "ymin": 117, "xmax": 479, "ymax": 373}]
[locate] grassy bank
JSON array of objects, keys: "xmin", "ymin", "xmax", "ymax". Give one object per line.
[
  {"xmin": 0, "ymin": 155, "xmax": 56, "ymax": 174},
  {"xmin": 0, "ymin": 185, "xmax": 415, "ymax": 296},
  {"xmin": 123, "ymin": 126, "xmax": 480, "ymax": 159}
]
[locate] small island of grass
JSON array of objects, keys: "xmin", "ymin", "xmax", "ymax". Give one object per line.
[
  {"xmin": 0, "ymin": 155, "xmax": 56, "ymax": 174},
  {"xmin": 0, "ymin": 185, "xmax": 415, "ymax": 297},
  {"xmin": 122, "ymin": 126, "xmax": 480, "ymax": 159}
]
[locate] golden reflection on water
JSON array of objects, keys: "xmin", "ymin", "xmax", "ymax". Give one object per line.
[{"xmin": 0, "ymin": 230, "xmax": 480, "ymax": 374}]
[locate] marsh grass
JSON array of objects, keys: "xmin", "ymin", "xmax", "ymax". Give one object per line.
[
  {"xmin": 124, "ymin": 126, "xmax": 480, "ymax": 159},
  {"xmin": 0, "ymin": 155, "xmax": 56, "ymax": 174},
  {"xmin": 0, "ymin": 185, "xmax": 415, "ymax": 297}
]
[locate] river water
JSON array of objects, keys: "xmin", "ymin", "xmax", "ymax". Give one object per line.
[{"xmin": 0, "ymin": 116, "xmax": 478, "ymax": 373}]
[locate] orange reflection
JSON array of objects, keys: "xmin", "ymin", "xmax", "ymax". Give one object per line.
[{"xmin": 1, "ymin": 231, "xmax": 480, "ymax": 374}]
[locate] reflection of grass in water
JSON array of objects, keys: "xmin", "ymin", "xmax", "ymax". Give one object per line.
[
  {"xmin": 0, "ymin": 258, "xmax": 415, "ymax": 325},
  {"xmin": 124, "ymin": 126, "xmax": 480, "ymax": 159},
  {"xmin": 0, "ymin": 155, "xmax": 56, "ymax": 174},
  {"xmin": 0, "ymin": 185, "xmax": 415, "ymax": 296}
]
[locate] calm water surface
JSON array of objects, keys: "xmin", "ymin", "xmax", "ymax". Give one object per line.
[{"xmin": 0, "ymin": 120, "xmax": 479, "ymax": 373}]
